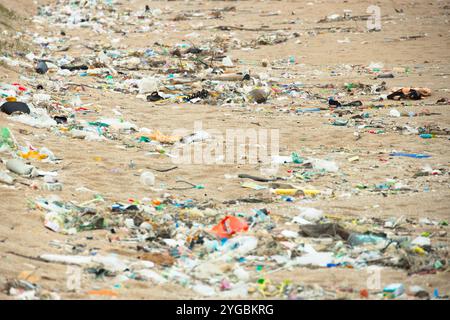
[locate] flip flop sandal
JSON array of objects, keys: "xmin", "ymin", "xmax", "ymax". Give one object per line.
[
  {"xmin": 343, "ymin": 100, "xmax": 363, "ymax": 107},
  {"xmin": 184, "ymin": 89, "xmax": 209, "ymax": 102},
  {"xmin": 408, "ymin": 89, "xmax": 422, "ymax": 100},
  {"xmin": 146, "ymin": 91, "xmax": 164, "ymax": 102},
  {"xmin": 387, "ymin": 89, "xmax": 407, "ymax": 100}
]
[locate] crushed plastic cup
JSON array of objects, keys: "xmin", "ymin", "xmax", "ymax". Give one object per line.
[{"xmin": 140, "ymin": 171, "xmax": 155, "ymax": 186}]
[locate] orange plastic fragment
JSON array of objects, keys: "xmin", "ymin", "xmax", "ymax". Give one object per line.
[
  {"xmin": 87, "ymin": 289, "xmax": 118, "ymax": 297},
  {"xmin": 148, "ymin": 130, "xmax": 180, "ymax": 144},
  {"xmin": 19, "ymin": 150, "xmax": 48, "ymax": 160},
  {"xmin": 210, "ymin": 216, "xmax": 248, "ymax": 239}
]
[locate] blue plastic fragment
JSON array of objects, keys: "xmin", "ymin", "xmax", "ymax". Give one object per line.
[{"xmin": 389, "ymin": 152, "xmax": 431, "ymax": 159}]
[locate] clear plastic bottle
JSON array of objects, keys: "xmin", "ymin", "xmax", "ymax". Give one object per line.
[{"xmin": 348, "ymin": 233, "xmax": 385, "ymax": 246}]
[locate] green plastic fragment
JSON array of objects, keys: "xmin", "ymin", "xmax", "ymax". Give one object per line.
[{"xmin": 291, "ymin": 152, "xmax": 303, "ymax": 164}]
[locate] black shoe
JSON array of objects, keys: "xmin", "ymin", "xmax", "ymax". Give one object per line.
[{"xmin": 343, "ymin": 100, "xmax": 363, "ymax": 107}]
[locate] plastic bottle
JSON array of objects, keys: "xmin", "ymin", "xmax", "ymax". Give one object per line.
[
  {"xmin": 0, "ymin": 127, "xmax": 16, "ymax": 150},
  {"xmin": 348, "ymin": 233, "xmax": 386, "ymax": 246},
  {"xmin": 383, "ymin": 283, "xmax": 405, "ymax": 298},
  {"xmin": 6, "ymin": 159, "xmax": 36, "ymax": 176}
]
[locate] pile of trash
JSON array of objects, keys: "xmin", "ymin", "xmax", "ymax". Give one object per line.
[
  {"xmin": 25, "ymin": 193, "xmax": 447, "ymax": 299},
  {"xmin": 0, "ymin": 0, "xmax": 448, "ymax": 300}
]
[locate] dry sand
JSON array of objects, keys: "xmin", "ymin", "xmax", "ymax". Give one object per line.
[{"xmin": 0, "ymin": 0, "xmax": 449, "ymax": 299}]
